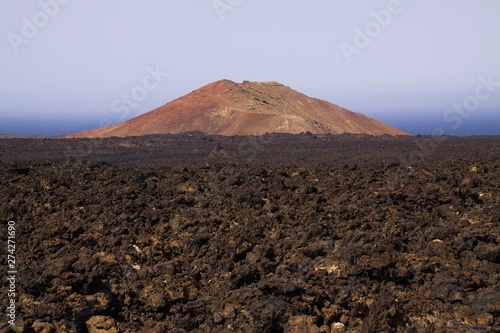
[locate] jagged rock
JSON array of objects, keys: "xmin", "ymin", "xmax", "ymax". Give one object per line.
[
  {"xmin": 86, "ymin": 316, "xmax": 118, "ymax": 333},
  {"xmin": 285, "ymin": 316, "xmax": 320, "ymax": 333}
]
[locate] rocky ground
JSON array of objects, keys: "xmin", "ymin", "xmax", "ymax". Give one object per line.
[{"xmin": 0, "ymin": 134, "xmax": 499, "ymax": 332}]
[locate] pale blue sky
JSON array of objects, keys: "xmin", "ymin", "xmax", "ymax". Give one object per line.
[{"xmin": 1, "ymin": 0, "xmax": 499, "ymax": 135}]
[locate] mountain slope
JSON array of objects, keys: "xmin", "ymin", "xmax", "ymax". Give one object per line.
[{"xmin": 66, "ymin": 80, "xmax": 409, "ymax": 138}]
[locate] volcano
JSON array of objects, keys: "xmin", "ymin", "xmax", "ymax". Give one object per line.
[{"xmin": 65, "ymin": 80, "xmax": 409, "ymax": 138}]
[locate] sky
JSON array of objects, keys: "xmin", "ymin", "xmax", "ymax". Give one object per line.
[{"xmin": 0, "ymin": 0, "xmax": 499, "ymax": 136}]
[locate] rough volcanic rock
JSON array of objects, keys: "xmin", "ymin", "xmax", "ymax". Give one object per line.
[
  {"xmin": 2, "ymin": 134, "xmax": 499, "ymax": 168},
  {"xmin": 65, "ymin": 80, "xmax": 408, "ymax": 138},
  {"xmin": 0, "ymin": 149, "xmax": 499, "ymax": 332}
]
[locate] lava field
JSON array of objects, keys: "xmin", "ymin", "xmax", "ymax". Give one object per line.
[{"xmin": 0, "ymin": 134, "xmax": 499, "ymax": 332}]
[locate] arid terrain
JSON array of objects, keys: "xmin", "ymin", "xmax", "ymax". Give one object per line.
[
  {"xmin": 65, "ymin": 80, "xmax": 408, "ymax": 138},
  {"xmin": 1, "ymin": 134, "xmax": 499, "ymax": 332}
]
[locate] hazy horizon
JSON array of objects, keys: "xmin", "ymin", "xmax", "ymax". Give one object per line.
[{"xmin": 1, "ymin": 1, "xmax": 499, "ymax": 136}]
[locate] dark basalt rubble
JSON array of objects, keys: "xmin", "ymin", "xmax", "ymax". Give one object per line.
[{"xmin": 0, "ymin": 134, "xmax": 499, "ymax": 332}]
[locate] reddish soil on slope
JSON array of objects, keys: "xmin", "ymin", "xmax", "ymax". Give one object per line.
[
  {"xmin": 64, "ymin": 80, "xmax": 408, "ymax": 138},
  {"xmin": 0, "ymin": 134, "xmax": 499, "ymax": 332}
]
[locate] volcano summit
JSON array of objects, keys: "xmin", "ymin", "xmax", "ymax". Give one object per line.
[{"xmin": 66, "ymin": 80, "xmax": 408, "ymax": 138}]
